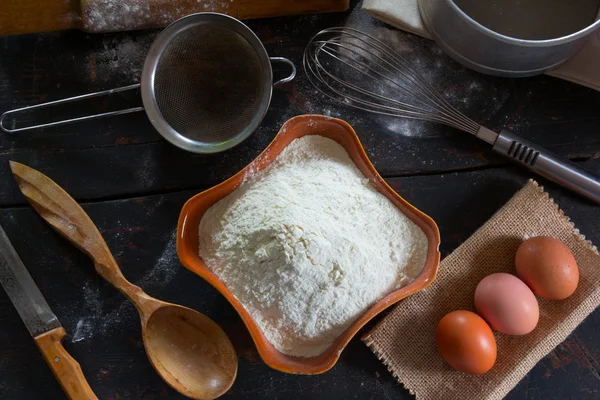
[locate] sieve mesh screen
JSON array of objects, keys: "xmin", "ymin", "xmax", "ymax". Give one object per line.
[{"xmin": 154, "ymin": 24, "xmax": 265, "ymax": 144}]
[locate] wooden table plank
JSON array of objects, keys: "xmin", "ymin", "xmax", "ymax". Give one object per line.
[
  {"xmin": 1, "ymin": 1, "xmax": 599, "ymax": 399},
  {"xmin": 1, "ymin": 166, "xmax": 599, "ymax": 399},
  {"xmin": 1, "ymin": 9, "xmax": 599, "ymax": 207},
  {"xmin": 1, "ymin": 141, "xmax": 599, "ymax": 208}
]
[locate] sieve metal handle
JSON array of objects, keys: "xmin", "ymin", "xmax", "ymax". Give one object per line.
[
  {"xmin": 0, "ymin": 84, "xmax": 143, "ymax": 133},
  {"xmin": 270, "ymin": 57, "xmax": 297, "ymax": 86}
]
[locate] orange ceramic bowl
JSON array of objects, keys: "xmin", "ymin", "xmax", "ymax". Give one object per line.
[{"xmin": 177, "ymin": 115, "xmax": 441, "ymax": 374}]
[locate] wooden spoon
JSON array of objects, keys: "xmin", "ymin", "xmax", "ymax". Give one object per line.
[{"xmin": 10, "ymin": 161, "xmax": 237, "ymax": 400}]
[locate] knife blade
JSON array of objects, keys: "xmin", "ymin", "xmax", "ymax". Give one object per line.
[
  {"xmin": 0, "ymin": 225, "xmax": 97, "ymax": 400},
  {"xmin": 0, "ymin": 226, "xmax": 61, "ymax": 337}
]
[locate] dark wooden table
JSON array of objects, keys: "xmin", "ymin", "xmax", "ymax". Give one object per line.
[{"xmin": 1, "ymin": 2, "xmax": 599, "ymax": 399}]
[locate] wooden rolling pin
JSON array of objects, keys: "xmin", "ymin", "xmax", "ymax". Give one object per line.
[{"xmin": 1, "ymin": 0, "xmax": 349, "ymax": 36}]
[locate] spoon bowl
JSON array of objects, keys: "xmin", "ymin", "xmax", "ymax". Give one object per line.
[{"xmin": 144, "ymin": 305, "xmax": 238, "ymax": 400}]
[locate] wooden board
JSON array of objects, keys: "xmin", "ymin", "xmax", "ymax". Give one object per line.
[
  {"xmin": 0, "ymin": 0, "xmax": 350, "ymax": 36},
  {"xmin": 1, "ymin": 2, "xmax": 600, "ymax": 398},
  {"xmin": 0, "ymin": 11, "xmax": 598, "ymax": 207},
  {"xmin": 0, "ymin": 167, "xmax": 599, "ymax": 399}
]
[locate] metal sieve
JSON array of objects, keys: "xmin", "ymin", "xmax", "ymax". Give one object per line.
[{"xmin": 0, "ymin": 13, "xmax": 296, "ymax": 153}]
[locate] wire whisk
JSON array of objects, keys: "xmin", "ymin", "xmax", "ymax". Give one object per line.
[
  {"xmin": 303, "ymin": 27, "xmax": 600, "ymax": 204},
  {"xmin": 303, "ymin": 27, "xmax": 481, "ymax": 135}
]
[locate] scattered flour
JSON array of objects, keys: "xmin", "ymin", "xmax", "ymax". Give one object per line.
[
  {"xmin": 88, "ymin": 35, "xmax": 155, "ymax": 83},
  {"xmin": 69, "ymin": 230, "xmax": 178, "ymax": 343},
  {"xmin": 386, "ymin": 119, "xmax": 431, "ymax": 138},
  {"xmin": 83, "ymin": 1, "xmax": 150, "ymax": 32},
  {"xmin": 198, "ymin": 135, "xmax": 428, "ymax": 357},
  {"xmin": 82, "ymin": 0, "xmax": 233, "ymax": 32},
  {"xmin": 70, "ymin": 282, "xmax": 103, "ymax": 343},
  {"xmin": 141, "ymin": 231, "xmax": 178, "ymax": 286},
  {"xmin": 72, "ymin": 318, "xmax": 96, "ymax": 343}
]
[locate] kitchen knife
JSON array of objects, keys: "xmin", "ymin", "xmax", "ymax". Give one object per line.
[{"xmin": 0, "ymin": 225, "xmax": 97, "ymax": 400}]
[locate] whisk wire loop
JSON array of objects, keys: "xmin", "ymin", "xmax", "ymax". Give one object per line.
[{"xmin": 303, "ymin": 27, "xmax": 480, "ymax": 135}]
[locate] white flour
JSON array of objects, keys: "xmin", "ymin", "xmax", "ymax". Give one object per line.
[{"xmin": 198, "ymin": 135, "xmax": 428, "ymax": 357}]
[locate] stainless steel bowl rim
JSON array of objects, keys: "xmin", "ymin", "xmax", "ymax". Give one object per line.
[
  {"xmin": 442, "ymin": 0, "xmax": 600, "ymax": 46},
  {"xmin": 140, "ymin": 13, "xmax": 274, "ymax": 154}
]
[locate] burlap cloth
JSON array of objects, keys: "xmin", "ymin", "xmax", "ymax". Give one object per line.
[{"xmin": 363, "ymin": 180, "xmax": 600, "ymax": 399}]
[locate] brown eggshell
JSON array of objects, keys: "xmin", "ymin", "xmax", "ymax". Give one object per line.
[
  {"xmin": 475, "ymin": 273, "xmax": 539, "ymax": 335},
  {"xmin": 515, "ymin": 236, "xmax": 579, "ymax": 300},
  {"xmin": 435, "ymin": 310, "xmax": 497, "ymax": 375}
]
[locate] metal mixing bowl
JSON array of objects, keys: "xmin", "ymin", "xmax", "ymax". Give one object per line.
[{"xmin": 419, "ymin": 0, "xmax": 600, "ymax": 77}]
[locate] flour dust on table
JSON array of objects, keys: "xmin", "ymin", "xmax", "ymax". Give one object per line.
[
  {"xmin": 198, "ymin": 135, "xmax": 428, "ymax": 357},
  {"xmin": 88, "ymin": 34, "xmax": 156, "ymax": 83},
  {"xmin": 66, "ymin": 231, "xmax": 179, "ymax": 343},
  {"xmin": 329, "ymin": 10, "xmax": 516, "ymax": 137},
  {"xmin": 82, "ymin": 0, "xmax": 233, "ymax": 32}
]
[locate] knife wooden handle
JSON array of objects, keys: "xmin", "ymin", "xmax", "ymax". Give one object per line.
[
  {"xmin": 35, "ymin": 327, "xmax": 98, "ymax": 400},
  {"xmin": 1, "ymin": 0, "xmax": 349, "ymax": 36}
]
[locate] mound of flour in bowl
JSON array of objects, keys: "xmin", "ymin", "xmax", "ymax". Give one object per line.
[{"xmin": 198, "ymin": 135, "xmax": 428, "ymax": 357}]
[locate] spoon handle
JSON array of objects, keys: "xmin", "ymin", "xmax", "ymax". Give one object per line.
[{"xmin": 10, "ymin": 161, "xmax": 161, "ymax": 318}]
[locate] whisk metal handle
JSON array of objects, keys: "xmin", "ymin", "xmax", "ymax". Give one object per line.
[
  {"xmin": 0, "ymin": 84, "xmax": 143, "ymax": 133},
  {"xmin": 270, "ymin": 57, "xmax": 297, "ymax": 86},
  {"xmin": 493, "ymin": 129, "xmax": 600, "ymax": 204}
]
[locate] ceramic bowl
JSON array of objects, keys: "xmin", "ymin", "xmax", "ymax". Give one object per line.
[{"xmin": 177, "ymin": 114, "xmax": 441, "ymax": 374}]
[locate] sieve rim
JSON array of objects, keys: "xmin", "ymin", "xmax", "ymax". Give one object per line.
[
  {"xmin": 440, "ymin": 0, "xmax": 600, "ymax": 46},
  {"xmin": 140, "ymin": 13, "xmax": 274, "ymax": 154}
]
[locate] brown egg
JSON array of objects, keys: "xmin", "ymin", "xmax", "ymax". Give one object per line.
[
  {"xmin": 435, "ymin": 310, "xmax": 497, "ymax": 374},
  {"xmin": 475, "ymin": 273, "xmax": 539, "ymax": 335},
  {"xmin": 516, "ymin": 236, "xmax": 579, "ymax": 300}
]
